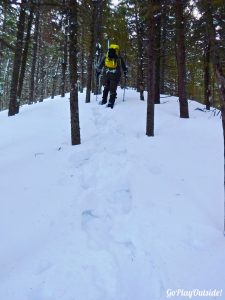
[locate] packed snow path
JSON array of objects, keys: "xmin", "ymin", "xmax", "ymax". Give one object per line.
[{"xmin": 0, "ymin": 89, "xmax": 224, "ymax": 300}]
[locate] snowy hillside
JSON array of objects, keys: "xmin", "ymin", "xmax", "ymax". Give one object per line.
[{"xmin": 0, "ymin": 89, "xmax": 224, "ymax": 300}]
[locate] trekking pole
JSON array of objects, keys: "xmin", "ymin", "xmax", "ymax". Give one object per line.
[
  {"xmin": 123, "ymin": 75, "xmax": 126, "ymax": 102},
  {"xmin": 96, "ymin": 72, "xmax": 99, "ymax": 101},
  {"xmin": 123, "ymin": 50, "xmax": 127, "ymax": 102}
]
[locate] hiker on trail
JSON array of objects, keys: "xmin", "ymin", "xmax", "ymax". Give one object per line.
[{"xmin": 96, "ymin": 44, "xmax": 128, "ymax": 109}]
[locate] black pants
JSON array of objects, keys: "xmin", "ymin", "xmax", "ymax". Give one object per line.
[{"xmin": 102, "ymin": 71, "xmax": 120, "ymax": 106}]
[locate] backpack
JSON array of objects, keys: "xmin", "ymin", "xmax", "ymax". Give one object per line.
[{"xmin": 105, "ymin": 44, "xmax": 120, "ymax": 69}]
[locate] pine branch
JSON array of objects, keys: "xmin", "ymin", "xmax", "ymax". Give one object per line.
[{"xmin": 0, "ymin": 37, "xmax": 15, "ymax": 51}]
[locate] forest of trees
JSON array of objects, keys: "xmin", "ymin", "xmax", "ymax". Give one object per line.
[{"xmin": 0, "ymin": 0, "xmax": 224, "ymax": 145}]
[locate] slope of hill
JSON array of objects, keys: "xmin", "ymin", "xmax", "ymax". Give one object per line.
[{"xmin": 0, "ymin": 89, "xmax": 224, "ymax": 300}]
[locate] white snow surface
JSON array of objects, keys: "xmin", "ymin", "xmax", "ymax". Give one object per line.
[{"xmin": 0, "ymin": 89, "xmax": 224, "ymax": 300}]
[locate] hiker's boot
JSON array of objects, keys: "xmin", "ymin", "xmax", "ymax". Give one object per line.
[
  {"xmin": 107, "ymin": 93, "xmax": 116, "ymax": 109},
  {"xmin": 107, "ymin": 103, "xmax": 113, "ymax": 109},
  {"xmin": 100, "ymin": 89, "xmax": 109, "ymax": 105}
]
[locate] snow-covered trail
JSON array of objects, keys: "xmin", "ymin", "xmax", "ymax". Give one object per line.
[{"xmin": 0, "ymin": 89, "xmax": 224, "ymax": 300}]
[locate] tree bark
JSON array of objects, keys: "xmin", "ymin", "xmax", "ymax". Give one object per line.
[
  {"xmin": 61, "ymin": 5, "xmax": 68, "ymax": 97},
  {"xmin": 85, "ymin": 1, "xmax": 97, "ymax": 103},
  {"xmin": 39, "ymin": 50, "xmax": 46, "ymax": 102},
  {"xmin": 17, "ymin": 6, "xmax": 34, "ymax": 109},
  {"xmin": 8, "ymin": 0, "xmax": 26, "ymax": 116},
  {"xmin": 204, "ymin": 0, "xmax": 225, "ymax": 187},
  {"xmin": 0, "ymin": 4, "xmax": 7, "ymax": 109},
  {"xmin": 154, "ymin": 2, "xmax": 161, "ymax": 104},
  {"xmin": 29, "ymin": 7, "xmax": 40, "ymax": 104},
  {"xmin": 80, "ymin": 35, "xmax": 84, "ymax": 93},
  {"xmin": 146, "ymin": 0, "xmax": 156, "ymax": 137},
  {"xmin": 134, "ymin": 0, "xmax": 145, "ymax": 100},
  {"xmin": 51, "ymin": 58, "xmax": 60, "ymax": 99},
  {"xmin": 94, "ymin": 0, "xmax": 103, "ymax": 96},
  {"xmin": 160, "ymin": 3, "xmax": 166, "ymax": 94},
  {"xmin": 69, "ymin": 0, "xmax": 81, "ymax": 145},
  {"xmin": 204, "ymin": 42, "xmax": 211, "ymax": 110},
  {"xmin": 175, "ymin": 0, "xmax": 189, "ymax": 118}
]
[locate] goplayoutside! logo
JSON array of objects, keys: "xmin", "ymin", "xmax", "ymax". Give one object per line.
[{"xmin": 166, "ymin": 289, "xmax": 223, "ymax": 298}]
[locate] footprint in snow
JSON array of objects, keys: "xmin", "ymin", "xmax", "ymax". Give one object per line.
[
  {"xmin": 81, "ymin": 210, "xmax": 113, "ymax": 249},
  {"xmin": 108, "ymin": 189, "xmax": 132, "ymax": 215},
  {"xmin": 118, "ymin": 240, "xmax": 136, "ymax": 261},
  {"xmin": 69, "ymin": 149, "xmax": 92, "ymax": 168},
  {"xmin": 91, "ymin": 251, "xmax": 119, "ymax": 299}
]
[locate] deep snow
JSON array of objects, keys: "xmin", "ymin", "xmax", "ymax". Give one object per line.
[{"xmin": 0, "ymin": 89, "xmax": 224, "ymax": 300}]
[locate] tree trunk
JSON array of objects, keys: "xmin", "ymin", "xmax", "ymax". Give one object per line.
[
  {"xmin": 39, "ymin": 51, "xmax": 46, "ymax": 102},
  {"xmin": 51, "ymin": 58, "xmax": 60, "ymax": 99},
  {"xmin": 61, "ymin": 10, "xmax": 68, "ymax": 97},
  {"xmin": 160, "ymin": 3, "xmax": 166, "ymax": 94},
  {"xmin": 204, "ymin": 42, "xmax": 211, "ymax": 110},
  {"xmin": 17, "ymin": 6, "xmax": 34, "ymax": 109},
  {"xmin": 175, "ymin": 0, "xmax": 189, "ymax": 118},
  {"xmin": 0, "ymin": 4, "xmax": 7, "ymax": 109},
  {"xmin": 8, "ymin": 0, "xmax": 26, "ymax": 116},
  {"xmin": 95, "ymin": 0, "xmax": 103, "ymax": 45},
  {"xmin": 80, "ymin": 39, "xmax": 84, "ymax": 93},
  {"xmin": 204, "ymin": 0, "xmax": 225, "ymax": 186},
  {"xmin": 93, "ymin": 0, "xmax": 103, "ymax": 95},
  {"xmin": 85, "ymin": 1, "xmax": 97, "ymax": 103},
  {"xmin": 69, "ymin": 0, "xmax": 81, "ymax": 145},
  {"xmin": 134, "ymin": 0, "xmax": 145, "ymax": 100},
  {"xmin": 154, "ymin": 2, "xmax": 161, "ymax": 104},
  {"xmin": 29, "ymin": 7, "xmax": 40, "ymax": 104},
  {"xmin": 146, "ymin": 0, "xmax": 156, "ymax": 137}
]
